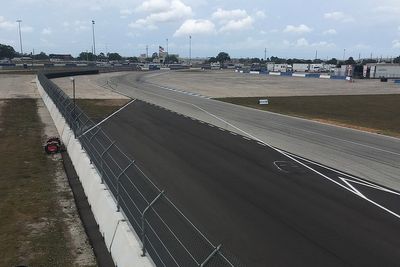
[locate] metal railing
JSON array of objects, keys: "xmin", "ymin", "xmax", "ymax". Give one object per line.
[{"xmin": 37, "ymin": 72, "xmax": 243, "ymax": 267}]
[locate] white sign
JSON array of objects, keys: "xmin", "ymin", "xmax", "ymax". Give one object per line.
[{"xmin": 259, "ymin": 99, "xmax": 269, "ymax": 105}]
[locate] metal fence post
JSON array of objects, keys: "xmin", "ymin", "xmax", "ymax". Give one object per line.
[
  {"xmin": 116, "ymin": 160, "xmax": 135, "ymax": 212},
  {"xmin": 73, "ymin": 112, "xmax": 83, "ymax": 137},
  {"xmin": 100, "ymin": 141, "xmax": 116, "ymax": 184},
  {"xmin": 141, "ymin": 190, "xmax": 164, "ymax": 257},
  {"xmin": 200, "ymin": 244, "xmax": 222, "ymax": 267}
]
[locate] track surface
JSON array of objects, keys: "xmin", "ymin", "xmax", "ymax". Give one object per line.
[
  {"xmin": 101, "ymin": 100, "xmax": 400, "ymax": 267},
  {"xmin": 102, "ymin": 71, "xmax": 400, "ymax": 193}
]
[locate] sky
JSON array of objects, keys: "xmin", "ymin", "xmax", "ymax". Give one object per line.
[{"xmin": 1, "ymin": 0, "xmax": 400, "ymax": 59}]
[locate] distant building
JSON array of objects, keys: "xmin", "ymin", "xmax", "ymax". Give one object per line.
[
  {"xmin": 364, "ymin": 63, "xmax": 400, "ymax": 78},
  {"xmin": 49, "ymin": 54, "xmax": 74, "ymax": 61}
]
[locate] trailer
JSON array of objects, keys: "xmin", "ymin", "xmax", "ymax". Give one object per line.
[{"xmin": 293, "ymin": 63, "xmax": 310, "ymax": 72}]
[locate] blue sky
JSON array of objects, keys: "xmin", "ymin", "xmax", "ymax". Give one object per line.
[{"xmin": 1, "ymin": 0, "xmax": 400, "ymax": 59}]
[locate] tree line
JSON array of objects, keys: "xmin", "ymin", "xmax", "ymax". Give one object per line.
[{"xmin": 2, "ymin": 43, "xmax": 400, "ymax": 65}]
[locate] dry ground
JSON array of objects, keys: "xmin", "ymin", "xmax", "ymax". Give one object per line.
[
  {"xmin": 148, "ymin": 70, "xmax": 400, "ymax": 97},
  {"xmin": 0, "ymin": 74, "xmax": 96, "ymax": 266},
  {"xmin": 0, "ymin": 74, "xmax": 39, "ymax": 98}
]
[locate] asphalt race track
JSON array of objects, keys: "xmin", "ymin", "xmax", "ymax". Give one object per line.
[
  {"xmin": 102, "ymin": 71, "xmax": 400, "ymax": 193},
  {"xmin": 100, "ymin": 100, "xmax": 400, "ymax": 267}
]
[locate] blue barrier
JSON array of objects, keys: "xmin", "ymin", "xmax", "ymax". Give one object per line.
[
  {"xmin": 330, "ymin": 75, "xmax": 347, "ymax": 80},
  {"xmin": 305, "ymin": 73, "xmax": 320, "ymax": 78},
  {"xmin": 280, "ymin": 72, "xmax": 293, "ymax": 76},
  {"xmin": 394, "ymin": 80, "xmax": 400, "ymax": 84}
]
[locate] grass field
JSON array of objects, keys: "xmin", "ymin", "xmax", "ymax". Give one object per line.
[
  {"xmin": 0, "ymin": 99, "xmax": 78, "ymax": 266},
  {"xmin": 76, "ymin": 99, "xmax": 130, "ymax": 122},
  {"xmin": 217, "ymin": 94, "xmax": 400, "ymax": 137}
]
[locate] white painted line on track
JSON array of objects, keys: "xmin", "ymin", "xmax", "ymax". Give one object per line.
[
  {"xmin": 242, "ymin": 136, "xmax": 251, "ymax": 140},
  {"xmin": 78, "ymin": 99, "xmax": 136, "ymax": 138},
  {"xmin": 230, "ymin": 132, "xmax": 237, "ymax": 135}
]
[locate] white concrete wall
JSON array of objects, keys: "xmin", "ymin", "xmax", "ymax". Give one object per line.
[{"xmin": 36, "ymin": 76, "xmax": 154, "ymax": 267}]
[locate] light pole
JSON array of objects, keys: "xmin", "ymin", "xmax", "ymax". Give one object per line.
[
  {"xmin": 92, "ymin": 20, "xmax": 96, "ymax": 62},
  {"xmin": 70, "ymin": 77, "xmax": 76, "ymax": 111},
  {"xmin": 189, "ymin": 35, "xmax": 192, "ymax": 66},
  {"xmin": 16, "ymin": 19, "xmax": 23, "ymax": 55},
  {"xmin": 343, "ymin": 48, "xmax": 346, "ymax": 62}
]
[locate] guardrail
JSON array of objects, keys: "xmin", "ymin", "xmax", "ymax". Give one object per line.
[{"xmin": 37, "ymin": 72, "xmax": 243, "ymax": 267}]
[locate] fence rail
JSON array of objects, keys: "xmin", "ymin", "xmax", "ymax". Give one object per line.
[{"xmin": 37, "ymin": 72, "xmax": 243, "ymax": 267}]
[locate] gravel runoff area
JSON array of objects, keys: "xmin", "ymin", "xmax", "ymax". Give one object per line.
[
  {"xmin": 51, "ymin": 71, "xmax": 131, "ymax": 99},
  {"xmin": 0, "ymin": 74, "xmax": 39, "ymax": 98},
  {"xmin": 0, "ymin": 74, "xmax": 96, "ymax": 266},
  {"xmin": 146, "ymin": 70, "xmax": 400, "ymax": 97}
]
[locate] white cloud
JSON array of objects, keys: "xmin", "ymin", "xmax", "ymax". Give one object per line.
[
  {"xmin": 324, "ymin": 11, "xmax": 354, "ymax": 22},
  {"xmin": 393, "ymin": 40, "xmax": 400, "ymax": 48},
  {"xmin": 120, "ymin": 9, "xmax": 134, "ymax": 19},
  {"xmin": 41, "ymin": 27, "xmax": 52, "ymax": 35},
  {"xmin": 0, "ymin": 16, "xmax": 16, "ymax": 30},
  {"xmin": 212, "ymin": 8, "xmax": 248, "ymax": 22},
  {"xmin": 211, "ymin": 8, "xmax": 254, "ymax": 32},
  {"xmin": 136, "ymin": 0, "xmax": 173, "ymax": 13},
  {"xmin": 295, "ymin": 38, "xmax": 309, "ymax": 47},
  {"xmin": 323, "ymin": 29, "xmax": 337, "ymax": 35},
  {"xmin": 130, "ymin": 0, "xmax": 192, "ymax": 29},
  {"xmin": 255, "ymin": 10, "xmax": 266, "ymax": 19},
  {"xmin": 290, "ymin": 38, "xmax": 335, "ymax": 48},
  {"xmin": 174, "ymin": 19, "xmax": 216, "ymax": 37},
  {"xmin": 219, "ymin": 16, "xmax": 254, "ymax": 32},
  {"xmin": 283, "ymin": 24, "xmax": 313, "ymax": 34}
]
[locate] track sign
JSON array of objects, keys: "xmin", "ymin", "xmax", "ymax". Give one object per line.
[{"xmin": 259, "ymin": 99, "xmax": 269, "ymax": 105}]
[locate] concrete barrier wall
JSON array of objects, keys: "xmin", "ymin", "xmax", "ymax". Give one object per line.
[{"xmin": 36, "ymin": 77, "xmax": 154, "ymax": 267}]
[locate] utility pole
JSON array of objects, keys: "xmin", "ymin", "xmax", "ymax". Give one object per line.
[
  {"xmin": 315, "ymin": 50, "xmax": 318, "ymax": 60},
  {"xmin": 264, "ymin": 48, "xmax": 267, "ymax": 61},
  {"xmin": 166, "ymin": 38, "xmax": 169, "ymax": 55},
  {"xmin": 16, "ymin": 19, "xmax": 23, "ymax": 55},
  {"xmin": 189, "ymin": 35, "xmax": 192, "ymax": 66},
  {"xmin": 146, "ymin": 45, "xmax": 148, "ymax": 58},
  {"xmin": 343, "ymin": 48, "xmax": 346, "ymax": 61},
  {"xmin": 92, "ymin": 20, "xmax": 96, "ymax": 62}
]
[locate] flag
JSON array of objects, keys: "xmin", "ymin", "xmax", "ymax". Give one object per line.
[{"xmin": 159, "ymin": 46, "xmax": 165, "ymax": 54}]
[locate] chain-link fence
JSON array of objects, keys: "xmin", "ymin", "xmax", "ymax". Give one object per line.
[{"xmin": 38, "ymin": 72, "xmax": 243, "ymax": 267}]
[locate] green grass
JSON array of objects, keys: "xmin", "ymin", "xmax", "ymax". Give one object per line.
[
  {"xmin": 0, "ymin": 99, "xmax": 73, "ymax": 266},
  {"xmin": 76, "ymin": 99, "xmax": 130, "ymax": 122},
  {"xmin": 217, "ymin": 94, "xmax": 400, "ymax": 137}
]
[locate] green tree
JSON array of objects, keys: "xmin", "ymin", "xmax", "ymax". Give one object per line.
[
  {"xmin": 127, "ymin": 56, "xmax": 139, "ymax": 63},
  {"xmin": 78, "ymin": 52, "xmax": 94, "ymax": 61},
  {"xmin": 165, "ymin": 54, "xmax": 179, "ymax": 64},
  {"xmin": 208, "ymin": 57, "xmax": 218, "ymax": 63},
  {"xmin": 33, "ymin": 52, "xmax": 49, "ymax": 60},
  {"xmin": 326, "ymin": 58, "xmax": 338, "ymax": 65},
  {"xmin": 108, "ymin": 52, "xmax": 122, "ymax": 61},
  {"xmin": 251, "ymin": 57, "xmax": 261, "ymax": 63},
  {"xmin": 216, "ymin": 52, "xmax": 230, "ymax": 64},
  {"xmin": 0, "ymin": 44, "xmax": 17, "ymax": 59},
  {"xmin": 345, "ymin": 57, "xmax": 356, "ymax": 65},
  {"xmin": 393, "ymin": 56, "xmax": 400, "ymax": 64}
]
